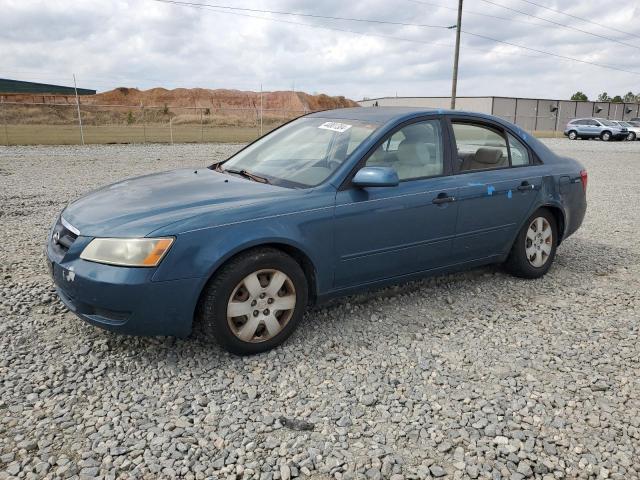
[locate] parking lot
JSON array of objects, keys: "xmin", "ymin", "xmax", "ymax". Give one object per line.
[{"xmin": 0, "ymin": 139, "xmax": 638, "ymax": 479}]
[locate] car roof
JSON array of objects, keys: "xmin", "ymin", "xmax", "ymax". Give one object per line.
[{"xmin": 306, "ymin": 106, "xmax": 498, "ymax": 123}]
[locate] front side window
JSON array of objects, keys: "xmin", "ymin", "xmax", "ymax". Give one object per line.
[
  {"xmin": 365, "ymin": 120, "xmax": 444, "ymax": 181},
  {"xmin": 221, "ymin": 117, "xmax": 379, "ymax": 188},
  {"xmin": 452, "ymin": 123, "xmax": 508, "ymax": 172}
]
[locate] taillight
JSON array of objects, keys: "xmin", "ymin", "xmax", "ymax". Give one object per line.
[{"xmin": 580, "ymin": 169, "xmax": 588, "ymax": 193}]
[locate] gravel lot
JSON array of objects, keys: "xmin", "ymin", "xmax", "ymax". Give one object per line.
[{"xmin": 1, "ymin": 139, "xmax": 638, "ymax": 480}]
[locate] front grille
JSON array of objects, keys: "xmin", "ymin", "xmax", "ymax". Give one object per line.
[{"xmin": 51, "ymin": 217, "xmax": 79, "ymax": 257}]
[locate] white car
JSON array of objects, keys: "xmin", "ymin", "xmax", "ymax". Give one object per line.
[{"xmin": 613, "ymin": 121, "xmax": 640, "ymax": 141}]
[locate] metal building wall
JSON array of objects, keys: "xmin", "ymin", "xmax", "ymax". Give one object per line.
[
  {"xmin": 515, "ymin": 99, "xmax": 537, "ymax": 132},
  {"xmin": 623, "ymin": 104, "xmax": 640, "ymax": 120},
  {"xmin": 536, "ymin": 100, "xmax": 558, "ymax": 131},
  {"xmin": 557, "ymin": 101, "xmax": 577, "ymax": 131},
  {"xmin": 491, "ymin": 97, "xmax": 516, "ymax": 122},
  {"xmin": 575, "ymin": 102, "xmax": 593, "ymax": 118},
  {"xmin": 357, "ymin": 96, "xmax": 640, "ymax": 131}
]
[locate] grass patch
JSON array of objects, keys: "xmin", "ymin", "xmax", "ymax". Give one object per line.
[{"xmin": 0, "ymin": 124, "xmax": 270, "ymax": 146}]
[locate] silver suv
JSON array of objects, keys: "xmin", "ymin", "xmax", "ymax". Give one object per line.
[{"xmin": 564, "ymin": 118, "xmax": 628, "ymax": 141}]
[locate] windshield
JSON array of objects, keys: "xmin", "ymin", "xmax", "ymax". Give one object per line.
[{"xmin": 220, "ymin": 117, "xmax": 380, "ymax": 188}]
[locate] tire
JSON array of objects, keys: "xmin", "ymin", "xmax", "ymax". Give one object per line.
[
  {"xmin": 600, "ymin": 131, "xmax": 612, "ymax": 141},
  {"xmin": 567, "ymin": 130, "xmax": 578, "ymax": 140},
  {"xmin": 627, "ymin": 132, "xmax": 636, "ymax": 141},
  {"xmin": 197, "ymin": 247, "xmax": 308, "ymax": 355},
  {"xmin": 504, "ymin": 209, "xmax": 558, "ymax": 279}
]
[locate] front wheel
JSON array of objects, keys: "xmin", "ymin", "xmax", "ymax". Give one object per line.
[
  {"xmin": 505, "ymin": 209, "xmax": 557, "ymax": 279},
  {"xmin": 627, "ymin": 132, "xmax": 636, "ymax": 141},
  {"xmin": 198, "ymin": 248, "xmax": 308, "ymax": 355}
]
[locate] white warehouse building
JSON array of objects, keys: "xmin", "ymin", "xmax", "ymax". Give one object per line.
[{"xmin": 357, "ymin": 96, "xmax": 640, "ymax": 132}]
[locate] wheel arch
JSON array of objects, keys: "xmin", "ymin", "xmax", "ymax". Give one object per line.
[
  {"xmin": 541, "ymin": 204, "xmax": 566, "ymax": 244},
  {"xmin": 195, "ymin": 239, "xmax": 320, "ymax": 317}
]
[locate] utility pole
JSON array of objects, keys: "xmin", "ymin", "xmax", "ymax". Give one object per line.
[
  {"xmin": 73, "ymin": 74, "xmax": 85, "ymax": 145},
  {"xmin": 450, "ymin": 0, "xmax": 463, "ymax": 110}
]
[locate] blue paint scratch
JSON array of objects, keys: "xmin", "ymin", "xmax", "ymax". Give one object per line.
[
  {"xmin": 487, "ymin": 185, "xmax": 495, "ymax": 196},
  {"xmin": 467, "ymin": 182, "xmax": 484, "ymax": 187},
  {"xmin": 507, "ymin": 189, "xmax": 513, "ymax": 199}
]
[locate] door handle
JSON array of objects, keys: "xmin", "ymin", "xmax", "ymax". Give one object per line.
[
  {"xmin": 517, "ymin": 181, "xmax": 535, "ymax": 191},
  {"xmin": 432, "ymin": 192, "xmax": 456, "ymax": 204}
]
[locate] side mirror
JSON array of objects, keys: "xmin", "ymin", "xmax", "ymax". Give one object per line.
[{"xmin": 352, "ymin": 166, "xmax": 399, "ymax": 188}]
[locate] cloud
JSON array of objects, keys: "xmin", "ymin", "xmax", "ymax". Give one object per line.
[{"xmin": 1, "ymin": 0, "xmax": 639, "ymax": 100}]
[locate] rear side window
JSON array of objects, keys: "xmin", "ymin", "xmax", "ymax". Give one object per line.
[
  {"xmin": 452, "ymin": 123, "xmax": 508, "ymax": 172},
  {"xmin": 508, "ymin": 133, "xmax": 530, "ymax": 166}
]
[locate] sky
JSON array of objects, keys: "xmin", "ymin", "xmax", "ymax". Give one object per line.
[{"xmin": 1, "ymin": 0, "xmax": 639, "ymax": 101}]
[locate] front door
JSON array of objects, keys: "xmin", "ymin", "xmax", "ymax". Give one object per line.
[{"xmin": 333, "ymin": 118, "xmax": 459, "ymax": 288}]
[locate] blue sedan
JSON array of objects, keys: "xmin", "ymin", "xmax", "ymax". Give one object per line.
[{"xmin": 47, "ymin": 107, "xmax": 587, "ymax": 354}]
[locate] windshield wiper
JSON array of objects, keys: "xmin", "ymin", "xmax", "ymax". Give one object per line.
[{"xmin": 224, "ymin": 168, "xmax": 270, "ymax": 184}]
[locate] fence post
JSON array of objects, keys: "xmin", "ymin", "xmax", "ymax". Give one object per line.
[
  {"xmin": 142, "ymin": 104, "xmax": 147, "ymax": 143},
  {"xmin": 259, "ymin": 84, "xmax": 263, "ymax": 136},
  {"xmin": 200, "ymin": 108, "xmax": 204, "ymax": 143},
  {"xmin": 72, "ymin": 74, "xmax": 85, "ymax": 145},
  {"xmin": 1, "ymin": 99, "xmax": 8, "ymax": 147},
  {"xmin": 169, "ymin": 116, "xmax": 173, "ymax": 145}
]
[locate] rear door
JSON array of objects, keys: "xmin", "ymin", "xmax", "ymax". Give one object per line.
[{"xmin": 447, "ymin": 117, "xmax": 543, "ymax": 262}]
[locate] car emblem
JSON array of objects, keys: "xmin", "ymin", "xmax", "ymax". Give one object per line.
[{"xmin": 53, "ymin": 231, "xmax": 61, "ymax": 244}]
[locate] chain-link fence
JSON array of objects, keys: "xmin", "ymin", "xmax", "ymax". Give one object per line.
[{"xmin": 0, "ymin": 102, "xmax": 309, "ymax": 146}]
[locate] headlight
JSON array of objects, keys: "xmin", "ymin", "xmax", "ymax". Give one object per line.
[{"xmin": 80, "ymin": 237, "xmax": 174, "ymax": 267}]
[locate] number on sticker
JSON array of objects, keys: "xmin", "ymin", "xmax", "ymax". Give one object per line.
[{"xmin": 318, "ymin": 122, "xmax": 352, "ymax": 133}]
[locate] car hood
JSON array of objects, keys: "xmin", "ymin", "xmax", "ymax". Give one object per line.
[{"xmin": 62, "ymin": 168, "xmax": 294, "ymax": 237}]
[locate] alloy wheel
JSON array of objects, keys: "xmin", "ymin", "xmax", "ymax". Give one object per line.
[
  {"xmin": 568, "ymin": 131, "xmax": 577, "ymax": 140},
  {"xmin": 525, "ymin": 217, "xmax": 553, "ymax": 268},
  {"xmin": 226, "ymin": 269, "xmax": 296, "ymax": 343}
]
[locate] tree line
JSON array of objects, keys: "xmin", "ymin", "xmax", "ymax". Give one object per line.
[{"xmin": 570, "ymin": 91, "xmax": 640, "ymax": 103}]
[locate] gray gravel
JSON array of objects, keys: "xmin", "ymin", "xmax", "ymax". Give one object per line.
[{"xmin": 1, "ymin": 139, "xmax": 639, "ymax": 480}]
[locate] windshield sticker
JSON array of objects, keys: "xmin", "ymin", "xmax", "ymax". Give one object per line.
[{"xmin": 318, "ymin": 122, "xmax": 352, "ymax": 133}]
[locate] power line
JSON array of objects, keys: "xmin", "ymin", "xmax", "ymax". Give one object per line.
[
  {"xmin": 150, "ymin": 0, "xmax": 640, "ymax": 76},
  {"xmin": 148, "ymin": 0, "xmax": 545, "ymax": 59},
  {"xmin": 514, "ymin": 0, "xmax": 640, "ymax": 39},
  {"xmin": 2, "ymin": 7, "xmax": 548, "ymax": 92},
  {"xmin": 406, "ymin": 0, "xmax": 555, "ymax": 29},
  {"xmin": 475, "ymin": 0, "xmax": 640, "ymax": 51},
  {"xmin": 151, "ymin": 0, "xmax": 451, "ymax": 30},
  {"xmin": 462, "ymin": 29, "xmax": 640, "ymax": 75}
]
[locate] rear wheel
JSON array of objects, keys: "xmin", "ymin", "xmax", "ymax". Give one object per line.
[
  {"xmin": 505, "ymin": 209, "xmax": 557, "ymax": 279},
  {"xmin": 198, "ymin": 248, "xmax": 308, "ymax": 355},
  {"xmin": 567, "ymin": 130, "xmax": 578, "ymax": 140},
  {"xmin": 627, "ymin": 132, "xmax": 636, "ymax": 141},
  {"xmin": 600, "ymin": 131, "xmax": 612, "ymax": 141}
]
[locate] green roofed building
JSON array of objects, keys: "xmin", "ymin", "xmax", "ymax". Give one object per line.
[{"xmin": 0, "ymin": 78, "xmax": 95, "ymax": 95}]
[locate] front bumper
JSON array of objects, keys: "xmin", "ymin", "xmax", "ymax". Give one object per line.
[{"xmin": 46, "ymin": 238, "xmax": 203, "ymax": 337}]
